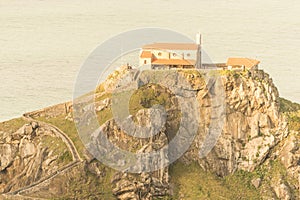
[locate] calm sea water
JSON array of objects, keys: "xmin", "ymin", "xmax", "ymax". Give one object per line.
[{"xmin": 0, "ymin": 0, "xmax": 299, "ymax": 122}]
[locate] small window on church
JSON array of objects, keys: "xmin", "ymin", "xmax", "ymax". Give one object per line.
[
  {"xmin": 173, "ymin": 53, "xmax": 176, "ymax": 57},
  {"xmin": 187, "ymin": 53, "xmax": 190, "ymax": 57},
  {"xmin": 144, "ymin": 60, "xmax": 147, "ymax": 64},
  {"xmin": 158, "ymin": 52, "xmax": 162, "ymax": 56}
]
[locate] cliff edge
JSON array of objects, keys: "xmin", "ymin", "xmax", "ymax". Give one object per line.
[{"xmin": 0, "ymin": 68, "xmax": 299, "ymax": 200}]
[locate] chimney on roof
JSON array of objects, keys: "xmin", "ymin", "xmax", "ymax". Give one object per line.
[{"xmin": 195, "ymin": 33, "xmax": 202, "ymax": 69}]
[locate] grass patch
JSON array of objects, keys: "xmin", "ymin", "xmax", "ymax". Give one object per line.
[
  {"xmin": 251, "ymin": 159, "xmax": 298, "ymax": 199},
  {"xmin": 40, "ymin": 135, "xmax": 72, "ymax": 165},
  {"xmin": 95, "ymin": 83, "xmax": 105, "ymax": 94},
  {"xmin": 57, "ymin": 150, "xmax": 73, "ymax": 163},
  {"xmin": 279, "ymin": 97, "xmax": 300, "ymax": 113},
  {"xmin": 36, "ymin": 115, "xmax": 85, "ymax": 158},
  {"xmin": 0, "ymin": 117, "xmax": 26, "ymax": 133},
  {"xmin": 287, "ymin": 112, "xmax": 300, "ymax": 131},
  {"xmin": 169, "ymin": 161, "xmax": 260, "ymax": 199},
  {"xmin": 278, "ymin": 97, "xmax": 300, "ymax": 131},
  {"xmin": 54, "ymin": 161, "xmax": 116, "ymax": 200},
  {"xmin": 129, "ymin": 84, "xmax": 174, "ymax": 116},
  {"xmin": 0, "ymin": 117, "xmax": 72, "ymax": 165},
  {"xmin": 96, "ymin": 107, "xmax": 113, "ymax": 126},
  {"xmin": 95, "ymin": 92, "xmax": 112, "ymax": 102},
  {"xmin": 66, "ymin": 165, "xmax": 115, "ymax": 199},
  {"xmin": 213, "ymin": 69, "xmax": 243, "ymax": 77},
  {"xmin": 128, "ymin": 83, "xmax": 181, "ymax": 138}
]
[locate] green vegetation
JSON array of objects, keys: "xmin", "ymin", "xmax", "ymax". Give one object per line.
[
  {"xmin": 169, "ymin": 161, "xmax": 261, "ymax": 200},
  {"xmin": 57, "ymin": 150, "xmax": 73, "ymax": 163},
  {"xmin": 254, "ymin": 159, "xmax": 298, "ymax": 199},
  {"xmin": 66, "ymin": 167, "xmax": 115, "ymax": 199},
  {"xmin": 178, "ymin": 69, "xmax": 202, "ymax": 76},
  {"xmin": 96, "ymin": 107, "xmax": 113, "ymax": 126},
  {"xmin": 0, "ymin": 117, "xmax": 73, "ymax": 166},
  {"xmin": 55, "ymin": 161, "xmax": 116, "ymax": 200},
  {"xmin": 267, "ymin": 160, "xmax": 289, "ymax": 182},
  {"xmin": 95, "ymin": 83, "xmax": 105, "ymax": 94},
  {"xmin": 287, "ymin": 113, "xmax": 300, "ymax": 131},
  {"xmin": 129, "ymin": 84, "xmax": 174, "ymax": 115},
  {"xmin": 5, "ymin": 69, "xmax": 297, "ymax": 199},
  {"xmin": 213, "ymin": 69, "xmax": 247, "ymax": 78},
  {"xmin": 37, "ymin": 115, "xmax": 85, "ymax": 158},
  {"xmin": 95, "ymin": 92, "xmax": 112, "ymax": 102},
  {"xmin": 0, "ymin": 117, "xmax": 26, "ymax": 133},
  {"xmin": 40, "ymin": 135, "xmax": 72, "ymax": 165},
  {"xmin": 167, "ymin": 159, "xmax": 290, "ymax": 200},
  {"xmin": 128, "ymin": 83, "xmax": 181, "ymax": 138},
  {"xmin": 279, "ymin": 97, "xmax": 300, "ymax": 131},
  {"xmin": 279, "ymin": 97, "xmax": 300, "ymax": 113}
]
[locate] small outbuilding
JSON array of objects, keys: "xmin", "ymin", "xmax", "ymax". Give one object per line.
[{"xmin": 226, "ymin": 57, "xmax": 260, "ymax": 70}]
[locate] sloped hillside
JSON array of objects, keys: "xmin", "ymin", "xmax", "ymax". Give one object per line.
[{"xmin": 0, "ymin": 68, "xmax": 299, "ymax": 200}]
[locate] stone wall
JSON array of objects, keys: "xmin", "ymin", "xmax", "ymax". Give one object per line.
[{"xmin": 24, "ymin": 102, "xmax": 72, "ymax": 118}]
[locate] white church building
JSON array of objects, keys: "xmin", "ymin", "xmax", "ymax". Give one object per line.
[{"xmin": 139, "ymin": 33, "xmax": 202, "ymax": 69}]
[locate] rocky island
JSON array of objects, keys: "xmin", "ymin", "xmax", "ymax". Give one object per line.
[{"xmin": 0, "ymin": 67, "xmax": 299, "ymax": 200}]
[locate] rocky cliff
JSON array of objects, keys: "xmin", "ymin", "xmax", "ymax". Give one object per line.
[{"xmin": 0, "ymin": 67, "xmax": 299, "ymax": 200}]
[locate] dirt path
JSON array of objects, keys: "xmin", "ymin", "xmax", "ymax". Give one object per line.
[
  {"xmin": 7, "ymin": 161, "xmax": 81, "ymax": 196},
  {"xmin": 22, "ymin": 115, "xmax": 82, "ymax": 162},
  {"xmin": 3, "ymin": 115, "xmax": 84, "ymax": 197}
]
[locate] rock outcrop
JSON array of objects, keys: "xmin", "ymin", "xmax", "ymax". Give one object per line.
[
  {"xmin": 103, "ymin": 109, "xmax": 170, "ymax": 200},
  {"xmin": 190, "ymin": 70, "xmax": 285, "ymax": 176},
  {"xmin": 0, "ymin": 68, "xmax": 299, "ymax": 199},
  {"xmin": 94, "ymin": 68, "xmax": 298, "ymax": 199},
  {"xmin": 0, "ymin": 121, "xmax": 72, "ymax": 194}
]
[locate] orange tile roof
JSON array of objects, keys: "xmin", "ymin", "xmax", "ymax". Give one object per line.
[
  {"xmin": 152, "ymin": 59, "xmax": 196, "ymax": 66},
  {"xmin": 143, "ymin": 43, "xmax": 198, "ymax": 50},
  {"xmin": 140, "ymin": 51, "xmax": 152, "ymax": 58},
  {"xmin": 227, "ymin": 58, "xmax": 260, "ymax": 68}
]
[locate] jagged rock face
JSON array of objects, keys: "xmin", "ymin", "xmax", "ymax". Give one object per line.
[
  {"xmin": 111, "ymin": 171, "xmax": 168, "ymax": 200},
  {"xmin": 94, "ymin": 69, "xmax": 286, "ymax": 198},
  {"xmin": 273, "ymin": 131, "xmax": 300, "ymax": 199},
  {"xmin": 182, "ymin": 70, "xmax": 285, "ymax": 177},
  {"xmin": 1, "ymin": 68, "xmax": 299, "ymax": 199},
  {"xmin": 93, "ymin": 70, "xmax": 288, "ymax": 197},
  {"xmin": 0, "ymin": 122, "xmax": 71, "ymax": 193},
  {"xmin": 106, "ymin": 69, "xmax": 284, "ymax": 177},
  {"xmin": 93, "ymin": 108, "xmax": 170, "ymax": 200},
  {"xmin": 279, "ymin": 132, "xmax": 300, "ymax": 172}
]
